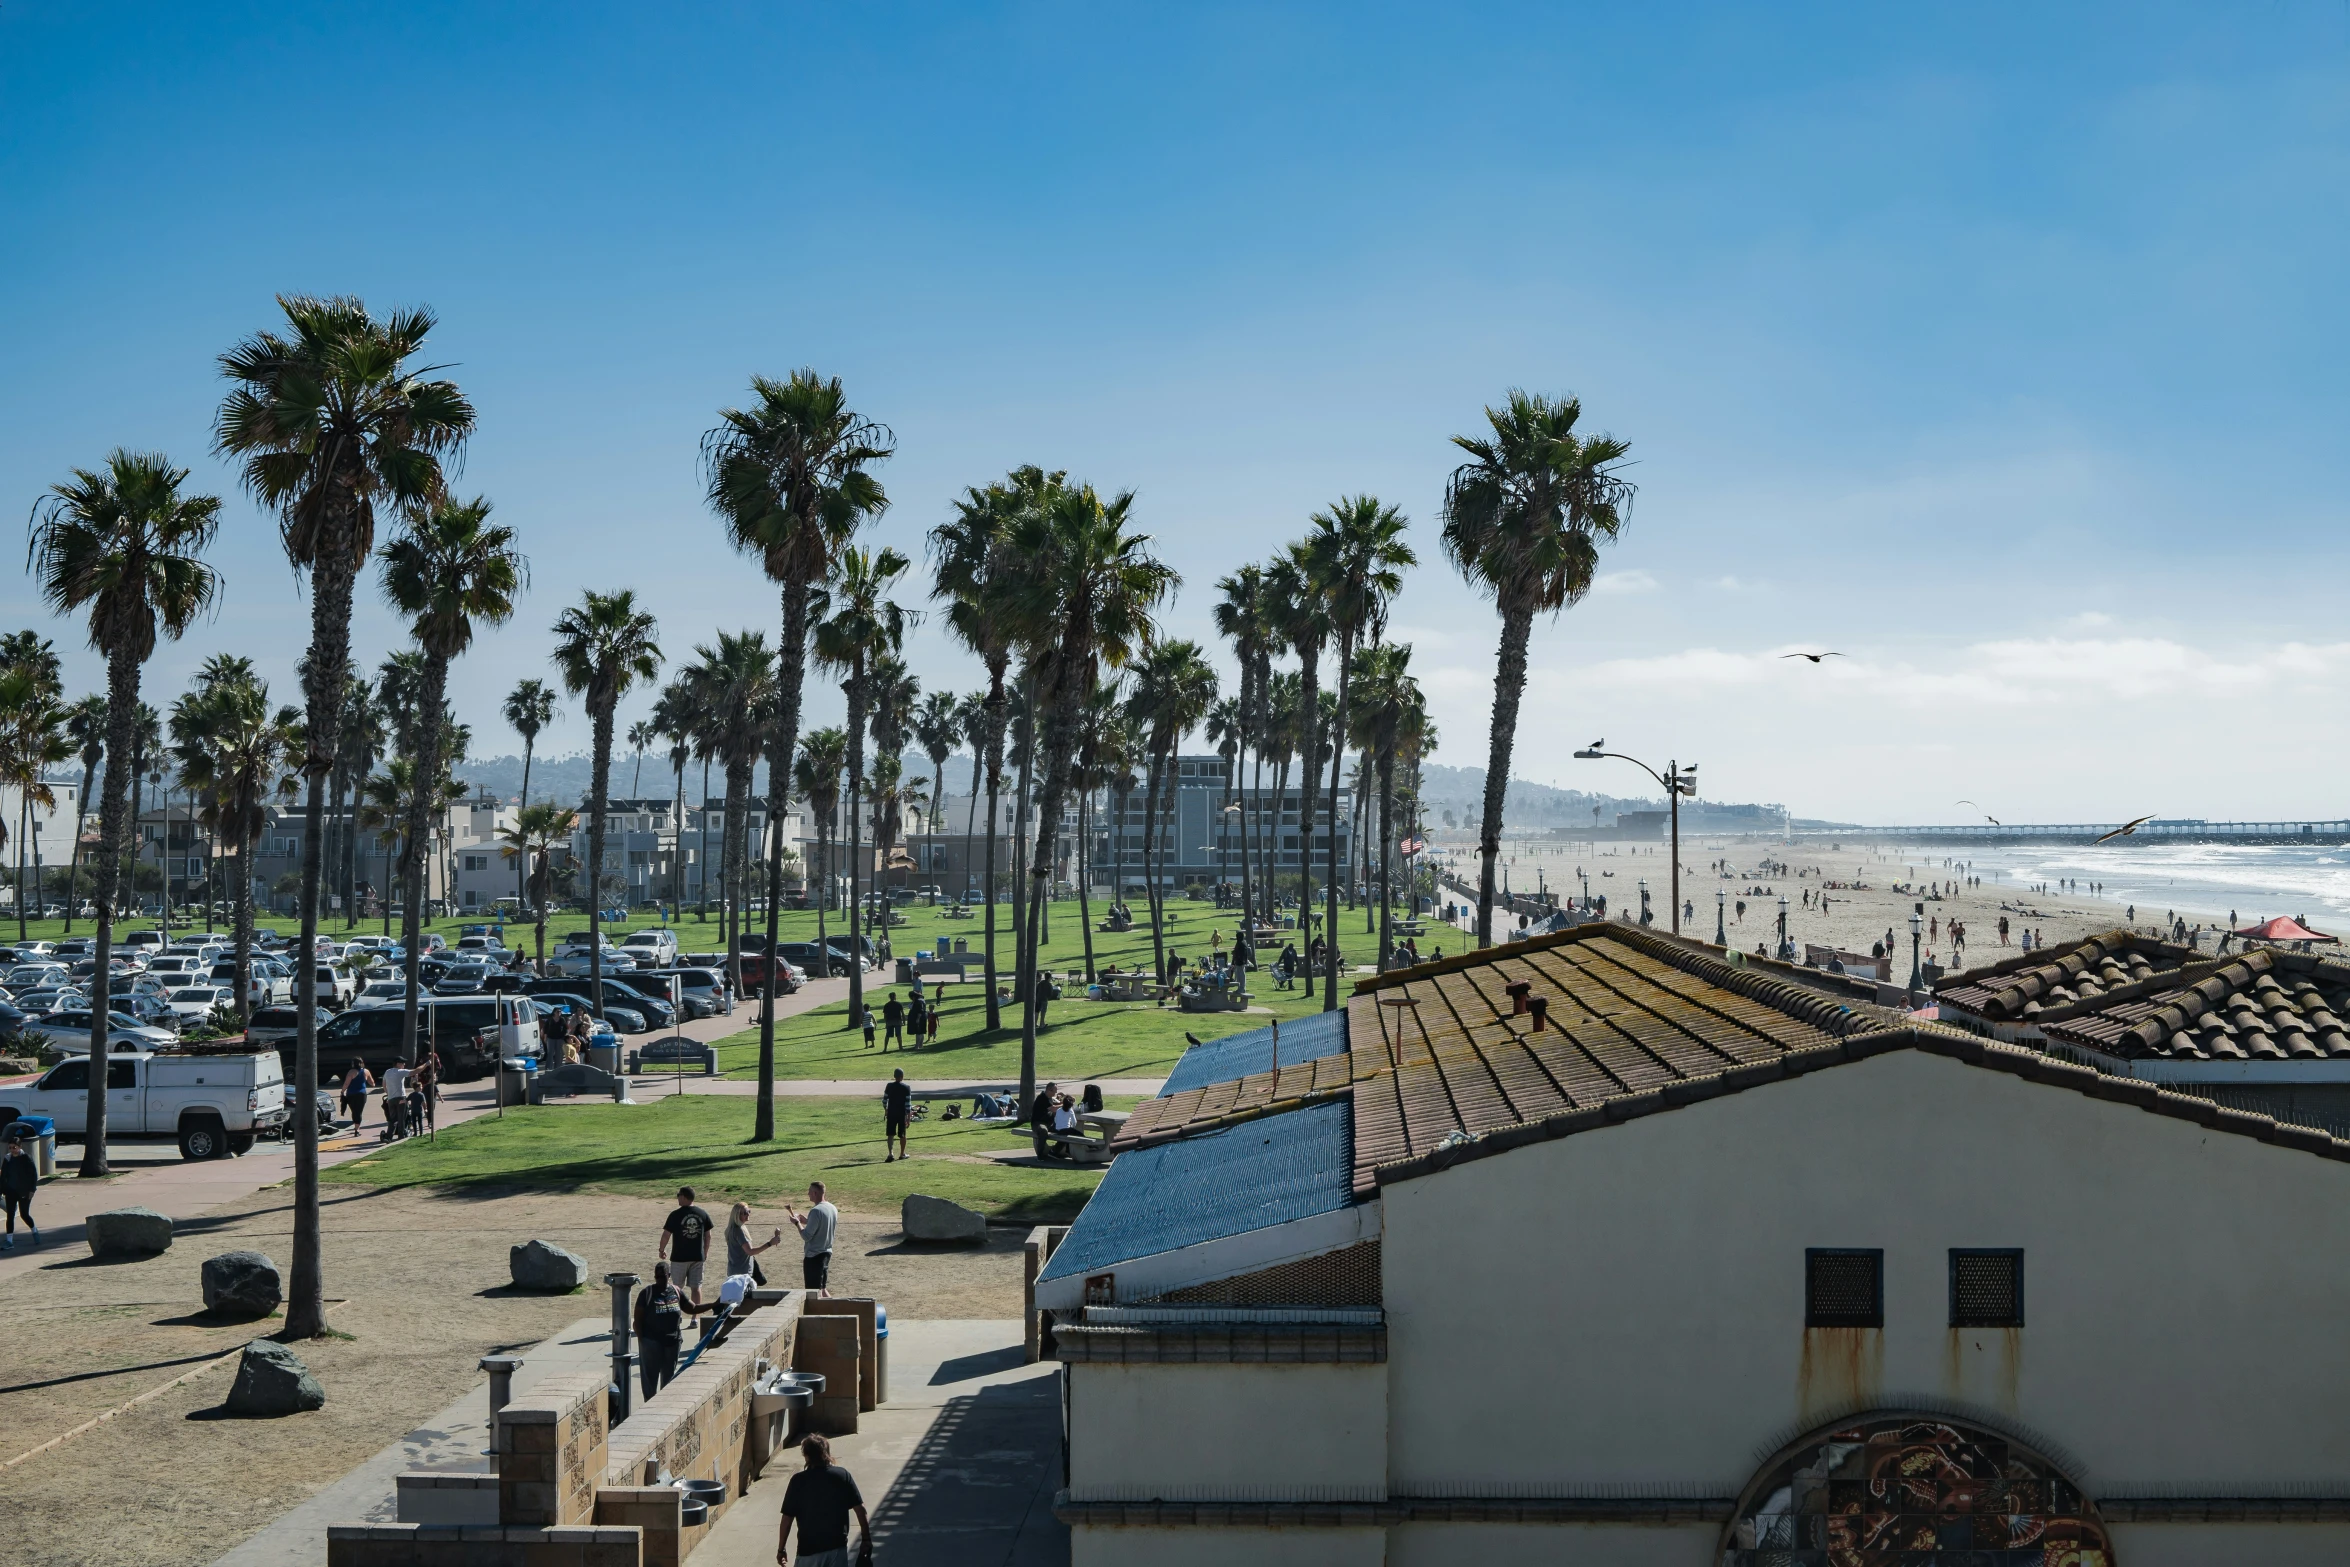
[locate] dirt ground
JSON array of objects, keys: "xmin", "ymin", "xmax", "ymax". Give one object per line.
[{"xmin": 0, "ymin": 1182, "xmax": 1027, "ymax": 1567}]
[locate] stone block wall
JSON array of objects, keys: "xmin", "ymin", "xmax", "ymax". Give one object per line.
[
  {"xmin": 497, "ymin": 1368, "xmax": 610, "ymax": 1527},
  {"xmin": 793, "ymin": 1313, "xmax": 861, "ymax": 1436},
  {"xmin": 803, "ymin": 1297, "xmax": 878, "ymax": 1410},
  {"xmin": 326, "ymin": 1523, "xmax": 642, "ymax": 1567}
]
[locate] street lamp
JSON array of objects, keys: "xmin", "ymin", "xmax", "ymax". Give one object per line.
[
  {"xmin": 1908, "ymin": 905, "xmax": 1925, "ymax": 1002},
  {"xmin": 1776, "ymin": 895, "xmax": 1790, "ymax": 961},
  {"xmin": 1575, "ymin": 744, "xmax": 1698, "ymax": 936},
  {"xmin": 1638, "ymin": 876, "xmax": 1650, "ymax": 925},
  {"xmin": 1715, "ymin": 886, "xmax": 1727, "ymax": 946}
]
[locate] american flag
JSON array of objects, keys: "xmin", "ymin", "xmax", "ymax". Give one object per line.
[{"xmin": 1398, "ymin": 835, "xmax": 1427, "ymax": 856}]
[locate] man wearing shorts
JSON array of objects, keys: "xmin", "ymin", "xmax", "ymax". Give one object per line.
[
  {"xmin": 658, "ymin": 1185, "xmax": 714, "ymax": 1305},
  {"xmin": 882, "ymin": 1068, "xmax": 911, "ymax": 1163},
  {"xmin": 788, "ymin": 1181, "xmax": 837, "ymax": 1295}
]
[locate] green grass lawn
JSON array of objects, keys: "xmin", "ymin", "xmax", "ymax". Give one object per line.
[{"xmin": 322, "ymin": 1091, "xmax": 1124, "ymax": 1223}]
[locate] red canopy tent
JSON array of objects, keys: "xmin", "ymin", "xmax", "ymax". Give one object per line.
[{"xmin": 2233, "ymin": 916, "xmax": 2338, "ymax": 944}]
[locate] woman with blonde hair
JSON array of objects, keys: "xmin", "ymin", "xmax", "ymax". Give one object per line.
[{"xmin": 724, "ymin": 1200, "xmax": 782, "ymax": 1284}]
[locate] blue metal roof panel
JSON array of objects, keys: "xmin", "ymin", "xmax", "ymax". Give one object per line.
[
  {"xmin": 1038, "ymin": 1097, "xmax": 1355, "ymax": 1283},
  {"xmin": 1158, "ymin": 1008, "xmax": 1349, "ymax": 1096}
]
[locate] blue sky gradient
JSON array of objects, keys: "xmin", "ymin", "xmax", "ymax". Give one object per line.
[{"xmin": 5, "ymin": 4, "xmax": 2346, "ymax": 821}]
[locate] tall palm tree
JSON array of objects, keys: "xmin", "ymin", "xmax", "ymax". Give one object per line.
[
  {"xmin": 651, "ymin": 680, "xmax": 696, "ymax": 911},
  {"xmin": 123, "ymin": 701, "xmax": 162, "ymax": 915},
  {"xmin": 332, "ymin": 677, "xmax": 382, "ymax": 926},
  {"xmin": 1260, "ymin": 669, "xmax": 1300, "ymax": 909},
  {"xmin": 216, "ymin": 296, "xmax": 471, "ymax": 1339},
  {"xmin": 1211, "ymin": 565, "xmax": 1274, "ymax": 925},
  {"xmin": 626, "ymin": 719, "xmax": 655, "ymax": 800},
  {"xmin": 354, "ymin": 763, "xmax": 409, "ymax": 939},
  {"xmin": 1128, "ymin": 640, "xmax": 1218, "ymax": 984},
  {"xmin": 911, "ymin": 688, "xmax": 960, "ymax": 891},
  {"xmin": 930, "ymin": 471, "xmax": 1055, "ymax": 1031},
  {"xmin": 1073, "ymin": 680, "xmax": 1135, "ymax": 983},
  {"xmin": 498, "ymin": 803, "xmax": 577, "ymax": 973},
  {"xmin": 502, "ymin": 678, "xmax": 557, "ymax": 908},
  {"xmin": 30, "ymin": 451, "xmax": 220, "ymax": 1177},
  {"xmin": 173, "ymin": 670, "xmax": 299, "ymax": 1022},
  {"xmin": 0, "ymin": 671, "xmax": 69, "ymax": 941},
  {"xmin": 1203, "ymin": 695, "xmax": 1243, "ymax": 900},
  {"xmin": 1264, "ymin": 547, "xmax": 1329, "ymax": 927},
  {"xmin": 953, "ymin": 693, "xmax": 988, "ymax": 906},
  {"xmin": 812, "ymin": 546, "xmax": 911, "ymax": 1035},
  {"xmin": 678, "ymin": 632, "xmax": 777, "ymax": 997},
  {"xmin": 380, "ymin": 496, "xmax": 524, "ymax": 1062},
  {"xmin": 864, "ymin": 654, "xmax": 919, "ymax": 930},
  {"xmin": 550, "ymin": 591, "xmax": 663, "ymax": 1009},
  {"xmin": 61, "ymin": 693, "xmax": 107, "ymax": 930},
  {"xmin": 1442, "ymin": 390, "xmax": 1633, "ymax": 948},
  {"xmin": 1301, "ymin": 495, "xmax": 1415, "ymax": 1010},
  {"xmin": 792, "ymin": 728, "xmax": 847, "ymax": 972},
  {"xmin": 1348, "ymin": 641, "xmax": 1424, "ymax": 968},
  {"xmin": 704, "ymin": 370, "xmax": 892, "ymax": 1141}
]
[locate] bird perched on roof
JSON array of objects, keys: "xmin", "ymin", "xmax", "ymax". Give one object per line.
[
  {"xmin": 1781, "ymin": 652, "xmax": 1846, "ymax": 663},
  {"xmin": 2096, "ymin": 814, "xmax": 2157, "ymax": 843}
]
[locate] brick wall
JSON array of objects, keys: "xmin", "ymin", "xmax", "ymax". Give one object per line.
[
  {"xmin": 497, "ymin": 1368, "xmax": 610, "ymax": 1526},
  {"xmin": 326, "ymin": 1524, "xmax": 642, "ymax": 1567},
  {"xmin": 792, "ymin": 1313, "xmax": 862, "ymax": 1436}
]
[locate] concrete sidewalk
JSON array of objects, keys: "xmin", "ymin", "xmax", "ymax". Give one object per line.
[
  {"xmin": 690, "ymin": 1319, "xmax": 1065, "ymax": 1567},
  {"xmin": 620, "ymin": 1076, "xmax": 1167, "ymax": 1099}
]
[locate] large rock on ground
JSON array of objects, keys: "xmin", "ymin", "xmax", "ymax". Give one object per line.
[
  {"xmin": 224, "ymin": 1340, "xmax": 325, "ymax": 1416},
  {"xmin": 86, "ymin": 1206, "xmax": 173, "ymax": 1258},
  {"xmin": 201, "ymin": 1250, "xmax": 283, "ymax": 1317},
  {"xmin": 902, "ymin": 1193, "xmax": 988, "ymax": 1244},
  {"xmin": 509, "ymin": 1238, "xmax": 589, "ymax": 1291}
]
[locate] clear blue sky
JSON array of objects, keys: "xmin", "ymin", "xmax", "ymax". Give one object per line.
[{"xmin": 5, "ymin": 3, "xmax": 2346, "ymax": 821}]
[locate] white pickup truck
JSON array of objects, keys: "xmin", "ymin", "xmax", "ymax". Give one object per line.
[{"xmin": 0, "ymin": 1046, "xmax": 289, "ymax": 1159}]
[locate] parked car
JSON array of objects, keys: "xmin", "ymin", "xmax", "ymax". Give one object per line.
[
  {"xmin": 0, "ymin": 1047, "xmax": 288, "ymax": 1159},
  {"xmin": 13, "ymin": 988, "xmax": 87, "ymax": 1015},
  {"xmin": 5, "ymin": 963, "xmax": 70, "ymax": 990},
  {"xmin": 639, "ymin": 967, "xmax": 734, "ymax": 1019},
  {"xmin": 54, "ymin": 938, "xmax": 96, "ymax": 960},
  {"xmin": 737, "ymin": 949, "xmax": 804, "ymax": 998},
  {"xmin": 306, "ymin": 995, "xmax": 532, "ymax": 1077},
  {"xmin": 143, "ymin": 954, "xmax": 207, "ymax": 984},
  {"xmin": 164, "ymin": 986, "xmax": 236, "ymax": 1023},
  {"xmin": 516, "ymin": 981, "xmax": 648, "ymax": 1034},
  {"xmin": 119, "ymin": 930, "xmax": 167, "ymax": 954},
  {"xmin": 545, "ymin": 937, "xmax": 628, "ymax": 980},
  {"xmin": 432, "ymin": 962, "xmax": 499, "ymax": 996},
  {"xmin": 453, "ymin": 935, "xmax": 514, "ymax": 962},
  {"xmin": 823, "ymin": 934, "xmax": 880, "ymax": 970},
  {"xmin": 244, "ymin": 1005, "xmax": 333, "ymax": 1048},
  {"xmin": 209, "ymin": 961, "xmax": 291, "ymax": 1007},
  {"xmin": 777, "ymin": 941, "xmax": 835, "ymax": 977},
  {"xmin": 620, "ymin": 929, "xmax": 679, "ymax": 968},
  {"xmin": 115, "ymin": 991, "xmax": 183, "ymax": 1035},
  {"xmin": 310, "ymin": 964, "xmax": 357, "ymax": 1007},
  {"xmin": 353, "ymin": 980, "xmax": 413, "ymax": 1008},
  {"xmin": 23, "ymin": 1008, "xmax": 181, "ymax": 1054}
]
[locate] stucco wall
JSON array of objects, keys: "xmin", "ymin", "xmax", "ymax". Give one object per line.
[
  {"xmin": 1382, "ymin": 1047, "xmax": 2350, "ymax": 1497},
  {"xmin": 1068, "ymin": 1363, "xmax": 1387, "ymax": 1500},
  {"xmin": 1388, "ymin": 1521, "xmax": 1713, "ymax": 1565},
  {"xmin": 2107, "ymin": 1522, "xmax": 2350, "ymax": 1564},
  {"xmin": 1073, "ymin": 1524, "xmax": 1384, "ymax": 1566}
]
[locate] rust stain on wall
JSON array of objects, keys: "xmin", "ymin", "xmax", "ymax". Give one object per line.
[
  {"xmin": 1798, "ymin": 1326, "xmax": 1882, "ymax": 1419},
  {"xmin": 1942, "ymin": 1329, "xmax": 2024, "ymax": 1413}
]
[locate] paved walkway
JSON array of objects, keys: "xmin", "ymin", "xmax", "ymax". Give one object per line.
[
  {"xmin": 691, "ymin": 1319, "xmax": 1065, "ymax": 1567},
  {"xmin": 625, "ymin": 1076, "xmax": 1166, "ymax": 1099}
]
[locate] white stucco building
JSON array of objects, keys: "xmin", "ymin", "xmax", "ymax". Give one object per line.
[{"xmin": 1042, "ymin": 923, "xmax": 2350, "ymax": 1565}]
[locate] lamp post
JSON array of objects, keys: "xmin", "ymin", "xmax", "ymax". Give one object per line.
[
  {"xmin": 1716, "ymin": 886, "xmax": 1727, "ymax": 946},
  {"xmin": 1574, "ymin": 746, "xmax": 1698, "ymax": 936},
  {"xmin": 1908, "ymin": 906, "xmax": 1925, "ymax": 1002},
  {"xmin": 1638, "ymin": 876, "xmax": 1650, "ymax": 925},
  {"xmin": 1776, "ymin": 895, "xmax": 1789, "ymax": 961}
]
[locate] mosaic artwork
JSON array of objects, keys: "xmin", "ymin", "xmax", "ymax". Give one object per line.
[{"xmin": 1722, "ymin": 1414, "xmax": 2113, "ymax": 1566}]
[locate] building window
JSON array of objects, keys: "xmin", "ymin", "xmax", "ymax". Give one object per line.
[
  {"xmin": 1805, "ymin": 1248, "xmax": 1883, "ymax": 1328},
  {"xmin": 1949, "ymin": 1249, "xmax": 2024, "ymax": 1328}
]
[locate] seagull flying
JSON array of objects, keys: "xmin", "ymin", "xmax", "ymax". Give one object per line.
[
  {"xmin": 1781, "ymin": 652, "xmax": 1846, "ymax": 663},
  {"xmin": 2096, "ymin": 814, "xmax": 2157, "ymax": 844},
  {"xmin": 1957, "ymin": 799, "xmax": 2001, "ymax": 825}
]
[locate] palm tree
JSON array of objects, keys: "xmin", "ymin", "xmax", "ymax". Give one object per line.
[
  {"xmin": 0, "ymin": 671, "xmax": 69, "ymax": 941},
  {"xmin": 173, "ymin": 669, "xmax": 299, "ymax": 1022},
  {"xmin": 216, "ymin": 296, "xmax": 471, "ymax": 1339},
  {"xmin": 651, "ymin": 680, "xmax": 696, "ymax": 911},
  {"xmin": 792, "ymin": 728, "xmax": 847, "ymax": 972},
  {"xmin": 550, "ymin": 591, "xmax": 662, "ymax": 1009},
  {"xmin": 355, "ymin": 763, "xmax": 409, "ymax": 938},
  {"xmin": 380, "ymin": 496, "xmax": 524, "ymax": 1062},
  {"xmin": 123, "ymin": 701, "xmax": 162, "ymax": 915},
  {"xmin": 678, "ymin": 632, "xmax": 777, "ymax": 998},
  {"xmin": 30, "ymin": 450, "xmax": 221, "ymax": 1179},
  {"xmin": 1260, "ymin": 669, "xmax": 1300, "ymax": 908},
  {"xmin": 61, "ymin": 693, "xmax": 106, "ymax": 930},
  {"xmin": 812, "ymin": 546, "xmax": 911, "ymax": 1035},
  {"xmin": 865, "ymin": 655, "xmax": 920, "ymax": 926},
  {"xmin": 1264, "ymin": 547, "xmax": 1329, "ymax": 927},
  {"xmin": 1348, "ymin": 642, "xmax": 1425, "ymax": 968},
  {"xmin": 332, "ymin": 677, "xmax": 382, "ymax": 927},
  {"xmin": 703, "ymin": 370, "xmax": 892, "ymax": 1141},
  {"xmin": 1128, "ymin": 640, "xmax": 1218, "ymax": 984},
  {"xmin": 1203, "ymin": 695, "xmax": 1243, "ymax": 900},
  {"xmin": 1211, "ymin": 565, "xmax": 1274, "ymax": 926},
  {"xmin": 1301, "ymin": 496, "xmax": 1415, "ymax": 1010},
  {"xmin": 626, "ymin": 719, "xmax": 655, "ymax": 799},
  {"xmin": 953, "ymin": 693, "xmax": 988, "ymax": 906},
  {"xmin": 912, "ymin": 690, "xmax": 960, "ymax": 844},
  {"xmin": 502, "ymin": 678, "xmax": 558, "ymax": 909},
  {"xmin": 498, "ymin": 803, "xmax": 578, "ymax": 973},
  {"xmin": 1073, "ymin": 680, "xmax": 1135, "ymax": 982}
]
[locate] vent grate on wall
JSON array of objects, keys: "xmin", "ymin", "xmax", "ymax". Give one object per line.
[
  {"xmin": 1805, "ymin": 1248, "xmax": 1883, "ymax": 1329},
  {"xmin": 1950, "ymin": 1248, "xmax": 2024, "ymax": 1328}
]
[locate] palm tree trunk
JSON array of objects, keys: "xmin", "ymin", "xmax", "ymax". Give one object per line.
[
  {"xmin": 1295, "ymin": 648, "xmax": 1323, "ymax": 953},
  {"xmin": 1018, "ymin": 680, "xmax": 1084, "ymax": 1116},
  {"xmin": 843, "ymin": 669, "xmax": 868, "ymax": 1032},
  {"xmin": 1078, "ymin": 787, "xmax": 1096, "ymax": 982},
  {"xmin": 515, "ymin": 737, "xmax": 534, "ymax": 911},
  {"xmin": 65, "ymin": 764, "xmax": 89, "ymax": 934},
  {"xmin": 400, "ymin": 656, "xmax": 449, "ymax": 1067},
  {"xmin": 588, "ymin": 700, "xmax": 614, "ymax": 1016},
  {"xmin": 79, "ymin": 652, "xmax": 140, "ymax": 1180},
  {"xmin": 1322, "ymin": 633, "xmax": 1357, "ymax": 1012},
  {"xmin": 1143, "ymin": 748, "xmax": 1168, "ymax": 983},
  {"xmin": 724, "ymin": 765, "xmax": 749, "ymax": 1001},
  {"xmin": 962, "ymin": 758, "xmax": 981, "ymax": 909},
  {"xmin": 981, "ymin": 663, "xmax": 1006, "ymax": 1033},
  {"xmin": 671, "ymin": 757, "xmax": 687, "ymax": 910},
  {"xmin": 236, "ymin": 828, "xmax": 257, "ymax": 1028},
  {"xmin": 1377, "ymin": 748, "xmax": 1396, "ymax": 968},
  {"xmin": 1475, "ymin": 605, "xmax": 1534, "ymax": 949},
  {"xmin": 697, "ymin": 757, "xmax": 711, "ymax": 921},
  {"xmin": 1008, "ymin": 719, "xmax": 1030, "ymax": 1001}
]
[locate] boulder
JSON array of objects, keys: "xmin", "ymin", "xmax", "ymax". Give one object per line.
[
  {"xmin": 201, "ymin": 1250, "xmax": 283, "ymax": 1317},
  {"xmin": 509, "ymin": 1238, "xmax": 590, "ymax": 1291},
  {"xmin": 85, "ymin": 1206, "xmax": 173, "ymax": 1258},
  {"xmin": 901, "ymin": 1193, "xmax": 988, "ymax": 1244},
  {"xmin": 224, "ymin": 1340, "xmax": 325, "ymax": 1416}
]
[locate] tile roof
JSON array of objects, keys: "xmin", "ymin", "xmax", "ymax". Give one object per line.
[
  {"xmin": 1158, "ymin": 1008, "xmax": 1350, "ymax": 1096},
  {"xmin": 1115, "ymin": 1049, "xmax": 1357, "ymax": 1152},
  {"xmin": 1039, "ymin": 1097, "xmax": 1357, "ymax": 1285},
  {"xmin": 1935, "ymin": 930, "xmax": 2350, "ymax": 1062}
]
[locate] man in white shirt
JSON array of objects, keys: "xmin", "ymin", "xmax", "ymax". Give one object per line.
[{"xmin": 787, "ymin": 1181, "xmax": 838, "ymax": 1296}]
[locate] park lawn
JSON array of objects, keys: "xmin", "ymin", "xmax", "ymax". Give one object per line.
[{"xmin": 321, "ymin": 1091, "xmax": 1126, "ymax": 1223}]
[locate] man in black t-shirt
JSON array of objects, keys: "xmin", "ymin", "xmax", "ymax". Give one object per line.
[
  {"xmin": 882, "ymin": 1068, "xmax": 911, "ymax": 1163},
  {"xmin": 779, "ymin": 1434, "xmax": 868, "ymax": 1565},
  {"xmin": 658, "ymin": 1185, "xmax": 715, "ymax": 1305}
]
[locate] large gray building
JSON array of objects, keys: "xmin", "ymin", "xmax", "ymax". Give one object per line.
[{"xmin": 1098, "ymin": 753, "xmax": 1352, "ymax": 893}]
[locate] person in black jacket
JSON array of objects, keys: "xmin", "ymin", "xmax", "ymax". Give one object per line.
[
  {"xmin": 1, "ymin": 1127, "xmax": 38, "ymax": 1250},
  {"xmin": 631, "ymin": 1261, "xmax": 717, "ymax": 1398}
]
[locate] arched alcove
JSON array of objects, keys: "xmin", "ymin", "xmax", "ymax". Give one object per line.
[{"xmin": 1722, "ymin": 1410, "xmax": 2112, "ymax": 1564}]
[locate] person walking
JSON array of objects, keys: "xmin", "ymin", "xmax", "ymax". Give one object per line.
[
  {"xmin": 414, "ymin": 1048, "xmax": 441, "ymax": 1133},
  {"xmin": 1, "ymin": 1125, "xmax": 39, "ymax": 1250},
  {"xmin": 777, "ymin": 1433, "xmax": 869, "ymax": 1567},
  {"xmin": 881, "ymin": 991, "xmax": 905, "ymax": 1050},
  {"xmin": 787, "ymin": 1181, "xmax": 838, "ymax": 1294},
  {"xmin": 340, "ymin": 1060, "xmax": 373, "ymax": 1134},
  {"xmin": 906, "ymin": 992, "xmax": 927, "ymax": 1048},
  {"xmin": 725, "ymin": 1201, "xmax": 782, "ymax": 1285},
  {"xmin": 860, "ymin": 1002, "xmax": 876, "ymax": 1050},
  {"xmin": 632, "ymin": 1261, "xmax": 715, "ymax": 1400},
  {"xmin": 658, "ymin": 1186, "xmax": 716, "ymax": 1306},
  {"xmin": 883, "ymin": 1068, "xmax": 912, "ymax": 1163}
]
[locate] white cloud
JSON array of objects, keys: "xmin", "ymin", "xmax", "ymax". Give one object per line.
[{"xmin": 1591, "ymin": 569, "xmax": 1659, "ymax": 596}]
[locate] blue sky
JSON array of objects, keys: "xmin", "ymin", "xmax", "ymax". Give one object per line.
[{"xmin": 5, "ymin": 3, "xmax": 2347, "ymax": 822}]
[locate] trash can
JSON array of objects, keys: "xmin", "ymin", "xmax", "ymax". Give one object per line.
[
  {"xmin": 587, "ymin": 1041, "xmax": 619, "ymax": 1075},
  {"xmin": 874, "ymin": 1303, "xmax": 888, "ymax": 1405},
  {"xmin": 893, "ymin": 957, "xmax": 916, "ymax": 985},
  {"xmin": 8, "ymin": 1114, "xmax": 57, "ymax": 1178},
  {"xmin": 935, "ymin": 937, "xmax": 949, "ymax": 960}
]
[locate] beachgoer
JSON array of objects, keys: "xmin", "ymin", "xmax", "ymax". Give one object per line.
[
  {"xmin": 927, "ymin": 1000, "xmax": 942, "ymax": 1043},
  {"xmin": 632, "ymin": 1261, "xmax": 715, "ymax": 1398},
  {"xmin": 787, "ymin": 1181, "xmax": 838, "ymax": 1295},
  {"xmin": 341, "ymin": 1060, "xmax": 373, "ymax": 1133},
  {"xmin": 1029, "ymin": 1081, "xmax": 1061, "ymax": 1160},
  {"xmin": 778, "ymin": 1433, "xmax": 869, "ymax": 1567},
  {"xmin": 884, "ymin": 1068, "xmax": 913, "ymax": 1161},
  {"xmin": 414, "ymin": 1049, "xmax": 441, "ymax": 1131},
  {"xmin": 658, "ymin": 1186, "xmax": 716, "ymax": 1305},
  {"xmin": 725, "ymin": 1201, "xmax": 782, "ymax": 1284},
  {"xmin": 1, "ymin": 1126, "xmax": 39, "ymax": 1250},
  {"xmin": 907, "ymin": 993, "xmax": 927, "ymax": 1045},
  {"xmin": 861, "ymin": 1003, "xmax": 877, "ymax": 1050},
  {"xmin": 382, "ymin": 1059, "xmax": 409, "ymax": 1128},
  {"xmin": 882, "ymin": 992, "xmax": 905, "ymax": 1049}
]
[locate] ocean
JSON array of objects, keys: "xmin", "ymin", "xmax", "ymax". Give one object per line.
[{"xmin": 1883, "ymin": 838, "xmax": 2350, "ymax": 929}]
